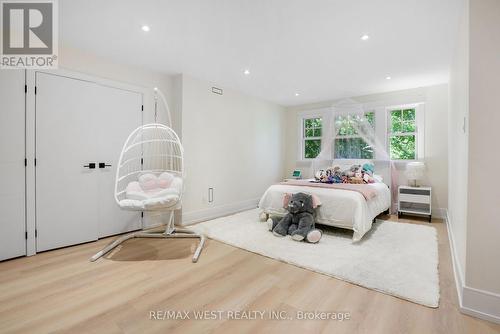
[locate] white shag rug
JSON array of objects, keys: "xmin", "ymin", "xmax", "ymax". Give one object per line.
[{"xmin": 190, "ymin": 209, "xmax": 439, "ymax": 307}]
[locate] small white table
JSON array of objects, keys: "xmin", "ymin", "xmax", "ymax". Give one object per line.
[{"xmin": 398, "ymin": 185, "xmax": 432, "ymax": 222}]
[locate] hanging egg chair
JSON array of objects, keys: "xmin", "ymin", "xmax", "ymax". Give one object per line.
[{"xmin": 90, "ymin": 120, "xmax": 205, "ymax": 262}]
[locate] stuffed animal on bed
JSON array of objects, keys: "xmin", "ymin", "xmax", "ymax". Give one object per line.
[
  {"xmin": 315, "ymin": 167, "xmax": 341, "ymax": 183},
  {"xmin": 315, "ymin": 163, "xmax": 376, "ymax": 184},
  {"xmin": 362, "ymin": 162, "xmax": 374, "ymax": 175},
  {"xmin": 267, "ymin": 192, "xmax": 323, "ymax": 243},
  {"xmin": 361, "ymin": 163, "xmax": 375, "ymax": 183},
  {"xmin": 331, "ymin": 165, "xmax": 343, "ymax": 183},
  {"xmin": 314, "ymin": 169, "xmax": 328, "ymax": 183}
]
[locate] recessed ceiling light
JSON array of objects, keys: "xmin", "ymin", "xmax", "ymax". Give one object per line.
[
  {"xmin": 141, "ymin": 25, "xmax": 150, "ymax": 32},
  {"xmin": 386, "ymin": 76, "xmax": 392, "ymax": 80},
  {"xmin": 360, "ymin": 34, "xmax": 370, "ymax": 41},
  {"xmin": 244, "ymin": 69, "xmax": 250, "ymax": 75},
  {"xmin": 295, "ymin": 92, "xmax": 300, "ymax": 96}
]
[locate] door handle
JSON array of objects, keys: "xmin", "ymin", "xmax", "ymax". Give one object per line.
[
  {"xmin": 84, "ymin": 163, "xmax": 96, "ymax": 169},
  {"xmin": 98, "ymin": 162, "xmax": 112, "ymax": 169}
]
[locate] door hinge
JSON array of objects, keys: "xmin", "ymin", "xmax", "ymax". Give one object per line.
[
  {"xmin": 34, "ymin": 158, "xmax": 37, "ymax": 166},
  {"xmin": 141, "ymin": 212, "xmax": 144, "ymax": 218},
  {"xmin": 34, "ymin": 86, "xmax": 37, "ymax": 95},
  {"xmin": 25, "ymin": 231, "xmax": 28, "ymax": 239},
  {"xmin": 141, "ymin": 105, "xmax": 144, "ymax": 111},
  {"xmin": 35, "ymin": 229, "xmax": 38, "ymax": 238},
  {"xmin": 24, "ymin": 85, "xmax": 27, "ymax": 94},
  {"xmin": 24, "ymin": 158, "xmax": 27, "ymax": 167},
  {"xmin": 140, "ymin": 158, "xmax": 143, "ymax": 165}
]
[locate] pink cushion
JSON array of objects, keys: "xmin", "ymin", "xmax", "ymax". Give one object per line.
[
  {"xmin": 158, "ymin": 172, "xmax": 174, "ymax": 188},
  {"xmin": 139, "ymin": 173, "xmax": 159, "ymax": 191}
]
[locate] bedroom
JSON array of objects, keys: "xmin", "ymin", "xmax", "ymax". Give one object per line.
[{"xmin": 0, "ymin": 0, "xmax": 499, "ymax": 333}]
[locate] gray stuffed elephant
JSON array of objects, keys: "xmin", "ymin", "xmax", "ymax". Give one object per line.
[{"xmin": 267, "ymin": 192, "xmax": 323, "ymax": 243}]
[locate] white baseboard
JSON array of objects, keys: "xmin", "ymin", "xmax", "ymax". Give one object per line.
[
  {"xmin": 445, "ymin": 210, "xmax": 465, "ymax": 308},
  {"xmin": 445, "ymin": 209, "xmax": 500, "ymax": 324},
  {"xmin": 462, "ymin": 286, "xmax": 500, "ymax": 324},
  {"xmin": 181, "ymin": 198, "xmax": 260, "ymax": 226},
  {"xmin": 432, "ymin": 208, "xmax": 447, "ymax": 219}
]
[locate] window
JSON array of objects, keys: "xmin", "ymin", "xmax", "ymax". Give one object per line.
[
  {"xmin": 297, "ymin": 104, "xmax": 423, "ymax": 162},
  {"xmin": 388, "ymin": 108, "xmax": 417, "ymax": 160},
  {"xmin": 334, "ymin": 111, "xmax": 375, "ymax": 159},
  {"xmin": 302, "ymin": 117, "xmax": 322, "ymax": 159}
]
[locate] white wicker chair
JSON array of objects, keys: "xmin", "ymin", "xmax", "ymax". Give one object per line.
[{"xmin": 90, "ymin": 123, "xmax": 205, "ymax": 262}]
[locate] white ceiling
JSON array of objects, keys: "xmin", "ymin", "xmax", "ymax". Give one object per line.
[{"xmin": 60, "ymin": 0, "xmax": 462, "ymax": 106}]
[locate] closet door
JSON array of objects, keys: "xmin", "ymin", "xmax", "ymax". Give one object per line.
[
  {"xmin": 35, "ymin": 72, "xmax": 143, "ymax": 251},
  {"xmin": 35, "ymin": 73, "xmax": 100, "ymax": 251},
  {"xmin": 95, "ymin": 85, "xmax": 142, "ymax": 237},
  {"xmin": 0, "ymin": 70, "xmax": 26, "ymax": 260}
]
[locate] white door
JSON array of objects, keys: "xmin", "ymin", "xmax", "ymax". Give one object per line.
[
  {"xmin": 0, "ymin": 70, "xmax": 26, "ymax": 260},
  {"xmin": 35, "ymin": 73, "xmax": 142, "ymax": 251},
  {"xmin": 35, "ymin": 73, "xmax": 101, "ymax": 251},
  {"xmin": 95, "ymin": 85, "xmax": 142, "ymax": 237}
]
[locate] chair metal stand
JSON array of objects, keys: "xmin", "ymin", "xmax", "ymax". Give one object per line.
[{"xmin": 90, "ymin": 211, "xmax": 205, "ymax": 263}]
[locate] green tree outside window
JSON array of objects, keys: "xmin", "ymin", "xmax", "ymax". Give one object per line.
[
  {"xmin": 334, "ymin": 111, "xmax": 375, "ymax": 159},
  {"xmin": 389, "ymin": 109, "xmax": 416, "ymax": 160},
  {"xmin": 303, "ymin": 117, "xmax": 322, "ymax": 159}
]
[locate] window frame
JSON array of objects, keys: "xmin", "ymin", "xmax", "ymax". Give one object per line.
[
  {"xmin": 296, "ymin": 103, "xmax": 424, "ymax": 163},
  {"xmin": 386, "ymin": 103, "xmax": 425, "ymax": 161},
  {"xmin": 302, "ymin": 116, "xmax": 322, "ymax": 160},
  {"xmin": 297, "ymin": 109, "xmax": 330, "ymax": 161}
]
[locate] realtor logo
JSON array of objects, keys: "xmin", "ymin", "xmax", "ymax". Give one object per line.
[{"xmin": 1, "ymin": 0, "xmax": 58, "ymax": 69}]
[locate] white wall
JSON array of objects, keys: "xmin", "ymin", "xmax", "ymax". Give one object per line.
[
  {"xmin": 179, "ymin": 75, "xmax": 286, "ymax": 223},
  {"xmin": 466, "ymin": 0, "xmax": 500, "ymax": 294},
  {"xmin": 448, "ymin": 0, "xmax": 500, "ymax": 323},
  {"xmin": 285, "ymin": 84, "xmax": 449, "ymax": 214},
  {"xmin": 448, "ymin": 0, "xmax": 469, "ymax": 288},
  {"xmin": 59, "ymin": 46, "xmax": 179, "ymax": 134}
]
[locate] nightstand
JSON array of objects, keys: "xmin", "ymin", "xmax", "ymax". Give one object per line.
[{"xmin": 398, "ymin": 185, "xmax": 432, "ymax": 222}]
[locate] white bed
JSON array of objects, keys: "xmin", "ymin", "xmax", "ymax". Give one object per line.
[{"xmin": 258, "ymin": 181, "xmax": 391, "ymax": 241}]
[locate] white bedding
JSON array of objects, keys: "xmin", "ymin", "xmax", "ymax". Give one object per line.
[{"xmin": 258, "ymin": 182, "xmax": 391, "ymax": 241}]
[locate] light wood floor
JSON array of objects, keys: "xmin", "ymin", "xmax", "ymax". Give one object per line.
[{"xmin": 1, "ymin": 215, "xmax": 499, "ymax": 334}]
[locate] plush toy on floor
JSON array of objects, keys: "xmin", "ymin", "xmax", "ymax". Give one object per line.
[{"xmin": 267, "ymin": 192, "xmax": 323, "ymax": 243}]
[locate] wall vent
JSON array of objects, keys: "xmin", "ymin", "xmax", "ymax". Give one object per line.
[{"xmin": 211, "ymin": 87, "xmax": 223, "ymax": 95}]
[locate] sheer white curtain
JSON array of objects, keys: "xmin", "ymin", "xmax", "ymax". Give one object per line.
[{"xmin": 311, "ymin": 99, "xmax": 398, "ymax": 212}]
